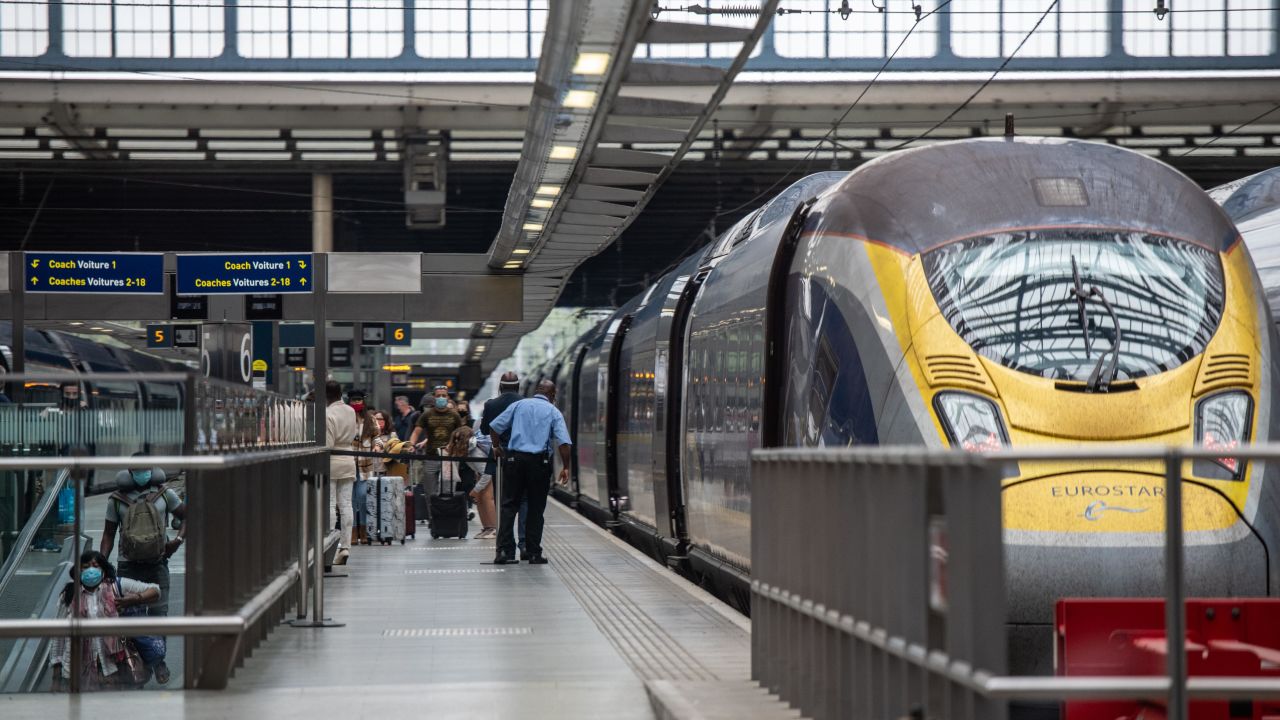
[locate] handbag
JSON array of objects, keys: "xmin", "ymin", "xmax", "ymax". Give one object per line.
[
  {"xmin": 116, "ymin": 580, "xmax": 167, "ymax": 667},
  {"xmin": 113, "ymin": 640, "xmax": 150, "ymax": 686}
]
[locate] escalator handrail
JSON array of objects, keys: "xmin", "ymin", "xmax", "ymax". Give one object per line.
[{"xmin": 0, "ymin": 468, "xmax": 71, "ymax": 601}]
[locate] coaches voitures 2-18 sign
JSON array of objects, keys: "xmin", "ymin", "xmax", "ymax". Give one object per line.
[
  {"xmin": 25, "ymin": 252, "xmax": 164, "ymax": 294},
  {"xmin": 176, "ymin": 254, "xmax": 312, "ymax": 294}
]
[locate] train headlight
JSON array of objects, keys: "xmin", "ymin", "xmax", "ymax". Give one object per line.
[
  {"xmin": 934, "ymin": 392, "xmax": 1009, "ymax": 453},
  {"xmin": 1195, "ymin": 391, "xmax": 1252, "ymax": 480}
]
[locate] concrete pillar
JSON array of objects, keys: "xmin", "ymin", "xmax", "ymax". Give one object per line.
[{"xmin": 312, "ymin": 173, "xmax": 334, "ymax": 253}]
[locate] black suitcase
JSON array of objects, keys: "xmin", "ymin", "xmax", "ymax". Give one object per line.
[
  {"xmin": 413, "ymin": 483, "xmax": 430, "ymax": 525},
  {"xmin": 429, "ymin": 492, "xmax": 468, "ymax": 539}
]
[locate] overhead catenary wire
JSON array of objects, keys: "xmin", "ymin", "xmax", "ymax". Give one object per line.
[
  {"xmin": 886, "ymin": 0, "xmax": 1060, "ymax": 150},
  {"xmin": 713, "ymin": 0, "xmax": 956, "ymax": 219},
  {"xmin": 1178, "ymin": 101, "xmax": 1280, "ymax": 157}
]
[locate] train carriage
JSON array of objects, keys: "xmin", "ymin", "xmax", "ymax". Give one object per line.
[{"xmin": 551, "ymin": 136, "xmax": 1280, "ymax": 676}]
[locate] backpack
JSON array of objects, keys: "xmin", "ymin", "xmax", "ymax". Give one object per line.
[{"xmin": 113, "ymin": 490, "xmax": 167, "ymax": 562}]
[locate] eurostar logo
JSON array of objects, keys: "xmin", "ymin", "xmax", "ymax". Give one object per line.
[{"xmin": 1082, "ymin": 500, "xmax": 1148, "ymax": 522}]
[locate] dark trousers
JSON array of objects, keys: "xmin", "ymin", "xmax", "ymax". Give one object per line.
[
  {"xmin": 119, "ymin": 559, "xmax": 171, "ymax": 617},
  {"xmin": 497, "ymin": 452, "xmax": 551, "ymax": 558}
]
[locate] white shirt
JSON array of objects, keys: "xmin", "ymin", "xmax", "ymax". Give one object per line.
[{"xmin": 326, "ymin": 401, "xmax": 358, "ymax": 480}]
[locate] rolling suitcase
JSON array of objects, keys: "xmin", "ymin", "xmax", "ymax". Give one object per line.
[
  {"xmin": 429, "ymin": 491, "xmax": 468, "ymax": 539},
  {"xmin": 365, "ymin": 473, "xmax": 406, "ymax": 545},
  {"xmin": 429, "ymin": 461, "xmax": 468, "ymax": 539},
  {"xmin": 404, "ymin": 489, "xmax": 416, "ymax": 539},
  {"xmin": 413, "ymin": 483, "xmax": 429, "ymax": 526}
]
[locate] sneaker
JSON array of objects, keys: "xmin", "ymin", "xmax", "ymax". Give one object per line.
[{"xmin": 493, "ymin": 553, "xmax": 516, "ymax": 565}]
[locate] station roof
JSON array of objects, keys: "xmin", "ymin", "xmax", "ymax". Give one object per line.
[{"xmin": 0, "ymin": 0, "xmax": 1277, "ymax": 381}]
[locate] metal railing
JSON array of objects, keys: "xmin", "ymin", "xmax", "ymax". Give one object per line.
[
  {"xmin": 750, "ymin": 445, "xmax": 1280, "ymax": 720},
  {"xmin": 0, "ymin": 372, "xmax": 329, "ymax": 692},
  {"xmin": 0, "ymin": 449, "xmax": 329, "ymax": 691}
]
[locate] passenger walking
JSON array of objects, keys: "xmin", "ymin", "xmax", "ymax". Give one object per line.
[
  {"xmin": 325, "ymin": 381, "xmax": 358, "ymax": 565},
  {"xmin": 456, "ymin": 400, "xmax": 474, "ymax": 429},
  {"xmin": 469, "ymin": 431, "xmax": 499, "ymax": 539},
  {"xmin": 392, "ymin": 395, "xmax": 420, "ymax": 442},
  {"xmin": 100, "ymin": 454, "xmax": 185, "ymax": 624},
  {"xmin": 351, "ymin": 407, "xmax": 380, "ymax": 546},
  {"xmin": 370, "ymin": 409, "xmax": 400, "ymax": 464},
  {"xmin": 440, "ymin": 426, "xmax": 490, "ymax": 534},
  {"xmin": 489, "ymin": 380, "xmax": 572, "ymax": 565},
  {"xmin": 481, "ymin": 372, "xmax": 528, "ymax": 556},
  {"xmin": 408, "ymin": 386, "xmax": 462, "ymax": 497},
  {"xmin": 50, "ymin": 551, "xmax": 160, "ymax": 691}
]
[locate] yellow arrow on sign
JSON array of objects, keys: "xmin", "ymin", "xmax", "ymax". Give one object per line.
[
  {"xmin": 298, "ymin": 260, "xmax": 307, "ymax": 269},
  {"xmin": 30, "ymin": 276, "xmax": 38, "ymax": 285},
  {"xmin": 300, "ymin": 277, "xmax": 307, "ymax": 286},
  {"xmin": 30, "ymin": 258, "xmax": 39, "ymax": 268}
]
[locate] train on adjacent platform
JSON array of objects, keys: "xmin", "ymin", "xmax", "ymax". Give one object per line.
[{"xmin": 526, "ymin": 136, "xmax": 1280, "ymax": 676}]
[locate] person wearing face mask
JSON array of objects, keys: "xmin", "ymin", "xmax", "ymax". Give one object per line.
[
  {"xmin": 455, "ymin": 400, "xmax": 474, "ymax": 429},
  {"xmin": 101, "ymin": 453, "xmax": 185, "ymax": 648},
  {"xmin": 347, "ymin": 389, "xmax": 367, "ymax": 416},
  {"xmin": 50, "ymin": 551, "xmax": 160, "ymax": 691},
  {"xmin": 408, "ymin": 386, "xmax": 462, "ymax": 505}
]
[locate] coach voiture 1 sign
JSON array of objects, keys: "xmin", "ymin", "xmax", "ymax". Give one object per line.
[
  {"xmin": 176, "ymin": 253, "xmax": 312, "ymax": 294},
  {"xmin": 25, "ymin": 252, "xmax": 164, "ymax": 294}
]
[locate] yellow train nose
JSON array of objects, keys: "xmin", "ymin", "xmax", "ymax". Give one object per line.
[{"xmin": 1003, "ymin": 470, "xmax": 1242, "ymax": 534}]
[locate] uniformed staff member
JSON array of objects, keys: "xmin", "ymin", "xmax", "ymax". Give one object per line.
[{"xmin": 488, "ymin": 379, "xmax": 571, "ymax": 565}]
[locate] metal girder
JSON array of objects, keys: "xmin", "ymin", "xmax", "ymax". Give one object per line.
[{"xmin": 473, "ymin": 1, "xmax": 783, "ymax": 379}]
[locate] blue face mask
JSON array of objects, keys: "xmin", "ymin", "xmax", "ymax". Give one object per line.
[
  {"xmin": 81, "ymin": 567, "xmax": 104, "ymax": 589},
  {"xmin": 131, "ymin": 470, "xmax": 152, "ymax": 487},
  {"xmin": 435, "ymin": 397, "xmax": 448, "ymax": 409}
]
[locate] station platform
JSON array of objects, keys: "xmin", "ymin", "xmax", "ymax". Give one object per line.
[{"xmin": 0, "ymin": 500, "xmax": 799, "ymax": 720}]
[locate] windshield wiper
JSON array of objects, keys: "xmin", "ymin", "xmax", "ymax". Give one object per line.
[
  {"xmin": 1084, "ymin": 286, "xmax": 1122, "ymax": 392},
  {"xmin": 1069, "ymin": 256, "xmax": 1094, "ymax": 357},
  {"xmin": 1069, "ymin": 255, "xmax": 1123, "ymax": 392}
]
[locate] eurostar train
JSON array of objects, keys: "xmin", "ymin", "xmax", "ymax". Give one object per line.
[{"xmin": 531, "ymin": 137, "xmax": 1280, "ymax": 675}]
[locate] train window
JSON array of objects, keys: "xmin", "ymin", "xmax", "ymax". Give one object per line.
[
  {"xmin": 755, "ymin": 171, "xmax": 847, "ymax": 230},
  {"xmin": 923, "ymin": 229, "xmax": 1225, "ymax": 384}
]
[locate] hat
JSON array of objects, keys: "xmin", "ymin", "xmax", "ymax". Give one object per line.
[{"xmin": 347, "ymin": 388, "xmax": 367, "ymax": 400}]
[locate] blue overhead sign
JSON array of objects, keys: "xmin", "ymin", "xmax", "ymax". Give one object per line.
[
  {"xmin": 25, "ymin": 252, "xmax": 164, "ymax": 294},
  {"xmin": 176, "ymin": 253, "xmax": 312, "ymax": 294}
]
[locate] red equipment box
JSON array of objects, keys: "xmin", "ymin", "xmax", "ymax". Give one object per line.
[{"xmin": 1055, "ymin": 598, "xmax": 1280, "ymax": 720}]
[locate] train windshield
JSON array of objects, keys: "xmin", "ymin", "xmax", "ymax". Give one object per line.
[{"xmin": 923, "ymin": 229, "xmax": 1224, "ymax": 383}]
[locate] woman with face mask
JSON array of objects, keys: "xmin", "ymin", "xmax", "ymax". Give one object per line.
[{"xmin": 50, "ymin": 551, "xmax": 160, "ymax": 690}]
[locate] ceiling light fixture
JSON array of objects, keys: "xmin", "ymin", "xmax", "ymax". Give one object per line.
[
  {"xmin": 562, "ymin": 90, "xmax": 597, "ymax": 109},
  {"xmin": 549, "ymin": 145, "xmax": 577, "ymax": 161},
  {"xmin": 535, "ymin": 185, "xmax": 561, "ymax": 196},
  {"xmin": 512, "ymin": 248, "xmax": 531, "ymax": 255},
  {"xmin": 522, "ymin": 222, "xmax": 544, "ymax": 232},
  {"xmin": 573, "ymin": 52, "xmax": 610, "ymax": 76},
  {"xmin": 531, "ymin": 198, "xmax": 553, "ymax": 209}
]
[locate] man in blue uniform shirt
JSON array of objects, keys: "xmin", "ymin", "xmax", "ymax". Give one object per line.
[{"xmin": 488, "ymin": 379, "xmax": 572, "ymax": 565}]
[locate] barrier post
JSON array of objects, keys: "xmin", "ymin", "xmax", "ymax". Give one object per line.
[
  {"xmin": 291, "ymin": 472, "xmax": 343, "ymax": 628},
  {"xmin": 294, "ymin": 468, "xmax": 310, "ymax": 621}
]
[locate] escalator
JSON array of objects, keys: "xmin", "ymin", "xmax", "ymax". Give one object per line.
[{"xmin": 0, "ymin": 469, "xmax": 84, "ymax": 693}]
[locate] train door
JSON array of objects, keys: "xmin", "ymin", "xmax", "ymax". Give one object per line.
[
  {"xmin": 662, "ymin": 265, "xmax": 709, "ymax": 546},
  {"xmin": 567, "ymin": 342, "xmax": 591, "ymax": 495},
  {"xmin": 762, "ymin": 199, "xmax": 816, "ymax": 448},
  {"xmin": 603, "ymin": 314, "xmax": 634, "ymax": 515}
]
